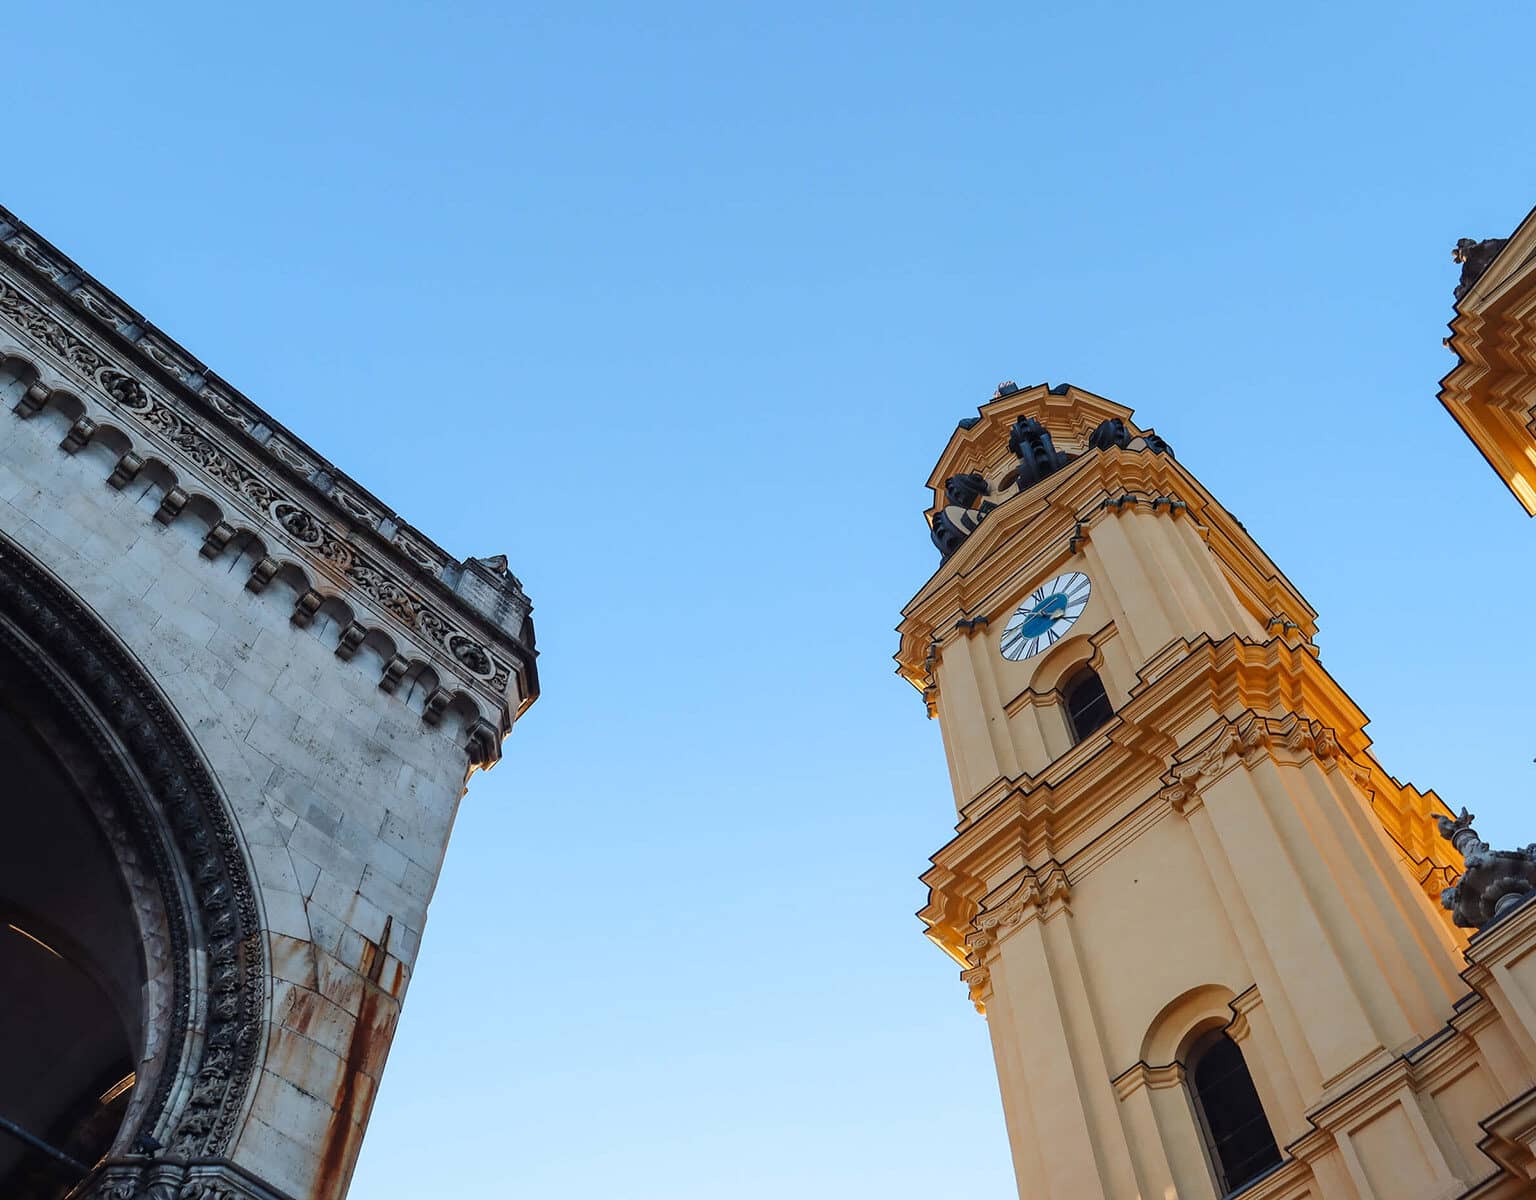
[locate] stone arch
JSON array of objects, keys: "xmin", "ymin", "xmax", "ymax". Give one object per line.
[
  {"xmin": 1140, "ymin": 982, "xmax": 1239, "ymax": 1067},
  {"xmin": 1026, "ymin": 631, "xmax": 1103, "ymax": 695},
  {"xmin": 0, "ymin": 530, "xmax": 264, "ymax": 1194}
]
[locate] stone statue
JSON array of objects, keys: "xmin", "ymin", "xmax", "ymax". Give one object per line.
[
  {"xmin": 1088, "ymin": 418, "xmax": 1131, "ymax": 453},
  {"xmin": 1434, "ymin": 808, "xmax": 1536, "ymax": 929},
  {"xmin": 944, "ymin": 472, "xmax": 991, "ymax": 509},
  {"xmin": 1007, "ymin": 416, "xmax": 1069, "ymax": 491},
  {"xmin": 930, "ymin": 510, "xmax": 969, "ymax": 559},
  {"xmin": 1453, "ymin": 237, "xmax": 1510, "ymax": 301}
]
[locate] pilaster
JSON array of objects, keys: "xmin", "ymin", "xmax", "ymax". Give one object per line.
[{"xmin": 972, "ymin": 869, "xmax": 1143, "ymax": 1199}]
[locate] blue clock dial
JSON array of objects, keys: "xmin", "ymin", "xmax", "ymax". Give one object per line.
[{"xmin": 1000, "ymin": 572, "xmax": 1091, "ymax": 662}]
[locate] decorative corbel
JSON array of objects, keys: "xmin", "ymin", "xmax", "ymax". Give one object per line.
[
  {"xmin": 106, "ymin": 451, "xmax": 144, "ymax": 490},
  {"xmin": 12, "ymin": 381, "xmax": 49, "ymax": 417},
  {"xmin": 199, "ymin": 522, "xmax": 236, "ymax": 560},
  {"xmin": 961, "ymin": 964, "xmax": 991, "ymax": 1014},
  {"xmin": 379, "ymin": 654, "xmax": 409, "ymax": 694},
  {"xmin": 421, "ymin": 687, "xmax": 452, "ymax": 726},
  {"xmin": 59, "ymin": 416, "xmax": 97, "ymax": 454},
  {"xmin": 465, "ymin": 717, "xmax": 503, "ymax": 767},
  {"xmin": 153, "ymin": 487, "xmax": 188, "ymax": 525},
  {"xmin": 244, "ymin": 556, "xmax": 279, "ymax": 593},
  {"xmin": 289, "ymin": 589, "xmax": 323, "ymax": 628},
  {"xmin": 334, "ymin": 621, "xmax": 367, "ymax": 661},
  {"xmin": 1161, "ymin": 778, "xmax": 1203, "ymax": 816}
]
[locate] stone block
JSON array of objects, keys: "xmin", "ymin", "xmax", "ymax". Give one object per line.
[
  {"xmin": 261, "ymin": 882, "xmax": 313, "ymax": 945},
  {"xmin": 231, "ymin": 1115, "xmax": 320, "ymax": 1200},
  {"xmin": 265, "ymin": 1023, "xmax": 348, "ymax": 1109},
  {"xmin": 247, "ymin": 1069, "xmax": 337, "ymax": 1157},
  {"xmin": 273, "ymin": 982, "xmax": 356, "ymax": 1063},
  {"xmin": 268, "ymin": 934, "xmax": 320, "ymax": 991},
  {"xmin": 358, "ymin": 864, "xmax": 424, "ymax": 932},
  {"xmin": 289, "ymin": 850, "xmax": 322, "ymax": 899}
]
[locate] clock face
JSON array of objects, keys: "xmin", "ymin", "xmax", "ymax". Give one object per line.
[{"xmin": 1000, "ymin": 571, "xmax": 1091, "ymax": 661}]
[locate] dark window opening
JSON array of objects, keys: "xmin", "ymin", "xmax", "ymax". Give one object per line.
[
  {"xmin": 1188, "ymin": 1032, "xmax": 1282, "ymax": 1195},
  {"xmin": 1062, "ymin": 667, "xmax": 1114, "ymax": 743}
]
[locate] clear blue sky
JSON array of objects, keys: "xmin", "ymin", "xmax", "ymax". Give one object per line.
[{"xmin": 7, "ymin": 3, "xmax": 1536, "ymax": 1196}]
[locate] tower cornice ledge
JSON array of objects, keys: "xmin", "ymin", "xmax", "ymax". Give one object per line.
[
  {"xmin": 0, "ymin": 206, "xmax": 538, "ymax": 756},
  {"xmin": 918, "ymin": 635, "xmax": 1455, "ymax": 966}
]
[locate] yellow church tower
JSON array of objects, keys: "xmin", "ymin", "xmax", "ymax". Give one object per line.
[{"xmin": 897, "ymin": 383, "xmax": 1536, "ymax": 1199}]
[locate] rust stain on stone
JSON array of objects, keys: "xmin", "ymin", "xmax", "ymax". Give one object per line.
[{"xmin": 314, "ymin": 925, "xmax": 399, "ymax": 1199}]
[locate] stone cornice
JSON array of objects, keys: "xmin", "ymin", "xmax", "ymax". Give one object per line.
[
  {"xmin": 956, "ymin": 862, "xmax": 1071, "ymax": 1012},
  {"xmin": 1462, "ymin": 886, "xmax": 1536, "ymax": 983},
  {"xmin": 1156, "ymin": 711, "xmax": 1344, "ymax": 816},
  {"xmin": 932, "ymin": 637, "xmax": 1371, "ymax": 869},
  {"xmin": 1110, "ymin": 1060, "xmax": 1186, "ymax": 1101},
  {"xmin": 919, "ymin": 638, "xmax": 1460, "ymax": 987},
  {"xmin": 896, "ymin": 443, "xmax": 1316, "ymax": 692},
  {"xmin": 0, "ymin": 206, "xmax": 538, "ymax": 743},
  {"xmin": 1441, "ymin": 203, "xmax": 1536, "ymax": 515}
]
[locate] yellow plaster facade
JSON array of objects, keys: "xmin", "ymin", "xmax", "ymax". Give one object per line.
[
  {"xmin": 1442, "ymin": 205, "xmax": 1536, "ymax": 514},
  {"xmin": 897, "ymin": 383, "xmax": 1536, "ymax": 1199}
]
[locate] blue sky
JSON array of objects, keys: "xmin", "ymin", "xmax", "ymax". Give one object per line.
[{"xmin": 7, "ymin": 3, "xmax": 1536, "ymax": 1196}]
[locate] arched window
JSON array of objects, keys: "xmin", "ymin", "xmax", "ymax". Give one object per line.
[
  {"xmin": 1187, "ymin": 1031, "xmax": 1281, "ymax": 1194},
  {"xmin": 1061, "ymin": 667, "xmax": 1114, "ymax": 743}
]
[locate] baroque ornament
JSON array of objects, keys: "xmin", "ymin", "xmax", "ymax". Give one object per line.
[
  {"xmin": 1162, "ymin": 715, "xmax": 1340, "ymax": 814},
  {"xmin": 1435, "ymin": 808, "xmax": 1536, "ymax": 929},
  {"xmin": 927, "ymin": 408, "xmax": 1177, "ymax": 561}
]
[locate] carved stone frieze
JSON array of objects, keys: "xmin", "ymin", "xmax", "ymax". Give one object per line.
[
  {"xmin": 0, "ymin": 211, "xmax": 537, "ymax": 731},
  {"xmin": 84, "ymin": 1158, "xmax": 295, "ymax": 1200}
]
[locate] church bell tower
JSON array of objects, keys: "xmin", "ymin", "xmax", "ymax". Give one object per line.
[{"xmin": 895, "ymin": 383, "xmax": 1528, "ymax": 1200}]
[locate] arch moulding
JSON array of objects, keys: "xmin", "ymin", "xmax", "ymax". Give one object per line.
[{"xmin": 0, "ymin": 529, "xmax": 270, "ymax": 1200}]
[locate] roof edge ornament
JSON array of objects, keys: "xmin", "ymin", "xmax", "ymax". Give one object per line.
[
  {"xmin": 1435, "ymin": 808, "xmax": 1536, "ymax": 929},
  {"xmin": 1453, "ymin": 236, "xmax": 1510, "ymax": 301},
  {"xmin": 926, "ymin": 407, "xmax": 1173, "ymax": 563}
]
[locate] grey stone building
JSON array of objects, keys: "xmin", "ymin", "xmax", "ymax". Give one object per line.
[{"xmin": 0, "ymin": 206, "xmax": 539, "ymax": 1200}]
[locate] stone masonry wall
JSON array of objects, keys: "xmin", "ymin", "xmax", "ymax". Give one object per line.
[{"xmin": 0, "ymin": 388, "xmax": 477, "ymax": 1199}]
